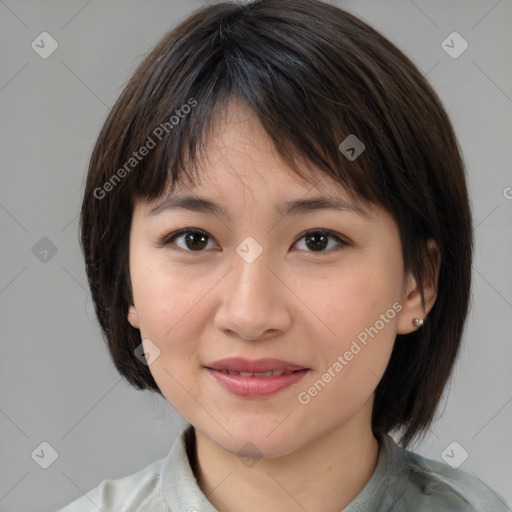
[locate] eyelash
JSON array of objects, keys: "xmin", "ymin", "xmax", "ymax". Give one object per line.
[{"xmin": 158, "ymin": 228, "xmax": 349, "ymax": 255}]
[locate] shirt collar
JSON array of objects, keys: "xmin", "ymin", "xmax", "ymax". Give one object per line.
[
  {"xmin": 159, "ymin": 425, "xmax": 400, "ymax": 512},
  {"xmin": 160, "ymin": 424, "xmax": 219, "ymax": 511}
]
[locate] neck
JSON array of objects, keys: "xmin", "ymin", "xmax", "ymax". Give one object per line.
[{"xmin": 193, "ymin": 418, "xmax": 380, "ymax": 512}]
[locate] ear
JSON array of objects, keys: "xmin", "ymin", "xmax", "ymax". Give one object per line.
[
  {"xmin": 397, "ymin": 239, "xmax": 440, "ymax": 335},
  {"xmin": 127, "ymin": 304, "xmax": 140, "ymax": 329}
]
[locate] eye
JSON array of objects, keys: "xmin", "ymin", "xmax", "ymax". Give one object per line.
[
  {"xmin": 292, "ymin": 229, "xmax": 348, "ymax": 254},
  {"xmin": 161, "ymin": 229, "xmax": 218, "ymax": 252}
]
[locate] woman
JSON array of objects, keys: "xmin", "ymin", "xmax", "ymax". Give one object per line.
[{"xmin": 59, "ymin": 0, "xmax": 510, "ymax": 510}]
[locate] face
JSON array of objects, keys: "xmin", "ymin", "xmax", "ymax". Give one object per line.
[{"xmin": 127, "ymin": 100, "xmax": 424, "ymax": 459}]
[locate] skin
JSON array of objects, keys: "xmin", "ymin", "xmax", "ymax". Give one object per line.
[{"xmin": 127, "ymin": 100, "xmax": 438, "ymax": 512}]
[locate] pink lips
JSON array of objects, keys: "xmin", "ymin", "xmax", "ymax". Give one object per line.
[{"xmin": 204, "ymin": 357, "xmax": 309, "ymax": 397}]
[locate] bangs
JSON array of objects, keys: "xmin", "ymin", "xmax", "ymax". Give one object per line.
[{"xmin": 117, "ymin": 1, "xmax": 419, "ymax": 214}]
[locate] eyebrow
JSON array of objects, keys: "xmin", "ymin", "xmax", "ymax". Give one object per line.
[{"xmin": 147, "ymin": 194, "xmax": 371, "ymax": 220}]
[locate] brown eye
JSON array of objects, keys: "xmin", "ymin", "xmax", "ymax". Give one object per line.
[
  {"xmin": 183, "ymin": 232, "xmax": 209, "ymax": 250},
  {"xmin": 305, "ymin": 232, "xmax": 329, "ymax": 251},
  {"xmin": 163, "ymin": 229, "xmax": 217, "ymax": 252},
  {"xmin": 293, "ymin": 230, "xmax": 348, "ymax": 254}
]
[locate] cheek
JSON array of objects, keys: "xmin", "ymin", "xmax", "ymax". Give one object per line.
[
  {"xmin": 295, "ymin": 252, "xmax": 403, "ymax": 403},
  {"xmin": 132, "ymin": 252, "xmax": 189, "ymax": 319},
  {"xmin": 130, "ymin": 255, "xmax": 214, "ymax": 355},
  {"xmin": 297, "ymin": 256, "xmax": 402, "ymax": 347},
  {"xmin": 295, "ymin": 299, "xmax": 399, "ymax": 429},
  {"xmin": 131, "ymin": 258, "xmax": 216, "ymax": 417}
]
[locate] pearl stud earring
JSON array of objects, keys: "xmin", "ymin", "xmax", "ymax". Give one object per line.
[{"xmin": 412, "ymin": 318, "xmax": 424, "ymax": 328}]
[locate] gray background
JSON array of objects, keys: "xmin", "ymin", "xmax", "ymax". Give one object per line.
[{"xmin": 0, "ymin": 0, "xmax": 511, "ymax": 510}]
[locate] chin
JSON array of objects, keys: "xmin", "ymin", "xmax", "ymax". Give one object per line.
[{"xmin": 202, "ymin": 417, "xmax": 305, "ymax": 460}]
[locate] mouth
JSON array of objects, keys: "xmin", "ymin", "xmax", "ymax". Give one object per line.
[
  {"xmin": 204, "ymin": 357, "xmax": 310, "ymax": 397},
  {"xmin": 204, "ymin": 357, "xmax": 309, "ymax": 374},
  {"xmin": 212, "ymin": 369, "xmax": 302, "ymax": 377}
]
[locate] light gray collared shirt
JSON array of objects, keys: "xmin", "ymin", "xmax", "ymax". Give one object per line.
[{"xmin": 58, "ymin": 425, "xmax": 511, "ymax": 511}]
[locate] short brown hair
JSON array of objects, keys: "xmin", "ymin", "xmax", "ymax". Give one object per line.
[{"xmin": 80, "ymin": 0, "xmax": 473, "ymax": 447}]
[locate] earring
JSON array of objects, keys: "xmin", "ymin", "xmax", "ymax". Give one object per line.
[{"xmin": 412, "ymin": 318, "xmax": 424, "ymax": 328}]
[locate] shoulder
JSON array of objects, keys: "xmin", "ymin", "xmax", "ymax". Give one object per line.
[
  {"xmin": 387, "ymin": 439, "xmax": 511, "ymax": 512},
  {"xmin": 56, "ymin": 424, "xmax": 201, "ymax": 512},
  {"xmin": 56, "ymin": 456, "xmax": 167, "ymax": 512}
]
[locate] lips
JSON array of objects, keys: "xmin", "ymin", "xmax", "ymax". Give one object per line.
[{"xmin": 204, "ymin": 357, "xmax": 310, "ymax": 397}]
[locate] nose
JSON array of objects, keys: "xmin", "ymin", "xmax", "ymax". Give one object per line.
[{"xmin": 213, "ymin": 248, "xmax": 292, "ymax": 341}]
